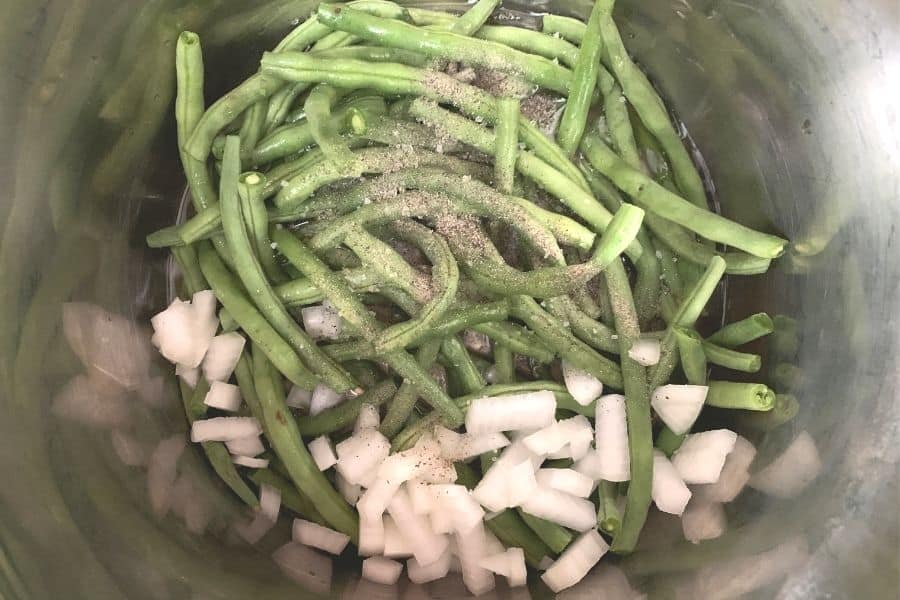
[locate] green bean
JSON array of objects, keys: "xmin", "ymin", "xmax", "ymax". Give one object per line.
[
  {"xmin": 509, "ymin": 295, "xmax": 623, "ymax": 388},
  {"xmin": 170, "ymin": 244, "xmax": 206, "ymax": 295},
  {"xmin": 541, "ymin": 14, "xmax": 587, "ymax": 45},
  {"xmin": 701, "ymin": 340, "xmax": 762, "ymax": 373},
  {"xmin": 707, "ymin": 312, "xmax": 775, "ymax": 347},
  {"xmin": 249, "ymin": 469, "xmax": 327, "ymax": 525},
  {"xmin": 450, "ymin": 0, "xmax": 499, "ymax": 35},
  {"xmin": 471, "ymin": 322, "xmax": 556, "ymax": 363},
  {"xmin": 582, "ymin": 132, "xmax": 786, "ymax": 259},
  {"xmin": 518, "ymin": 510, "xmax": 573, "ymax": 555},
  {"xmin": 251, "ymin": 344, "xmax": 359, "ymax": 540},
  {"xmin": 237, "ymin": 172, "xmax": 284, "ymax": 283},
  {"xmin": 552, "ymin": 296, "xmax": 620, "ymax": 354},
  {"xmin": 706, "ymin": 381, "xmax": 775, "ymax": 411},
  {"xmin": 556, "ymin": 0, "xmax": 602, "ymax": 155},
  {"xmin": 604, "ymin": 259, "xmax": 653, "ymax": 554},
  {"xmin": 494, "ymin": 97, "xmax": 519, "ymax": 194},
  {"xmin": 597, "ymin": 480, "xmax": 622, "ymax": 536},
  {"xmin": 507, "ymin": 197, "xmax": 596, "ymax": 251},
  {"xmin": 238, "ymin": 100, "xmax": 268, "ymax": 156},
  {"xmin": 304, "ymin": 83, "xmax": 354, "ymax": 163},
  {"xmin": 649, "ymin": 256, "xmax": 727, "ymax": 389},
  {"xmin": 439, "ymin": 335, "xmax": 485, "ymax": 395},
  {"xmin": 673, "ymin": 327, "xmax": 708, "ymax": 385},
  {"xmin": 655, "ymin": 426, "xmax": 685, "ymax": 457},
  {"xmin": 343, "ymin": 226, "xmax": 431, "ymax": 301},
  {"xmin": 264, "ymin": 82, "xmax": 311, "ymax": 134},
  {"xmin": 233, "ymin": 354, "xmax": 265, "ymax": 432},
  {"xmin": 197, "ymin": 242, "xmax": 317, "ymax": 388},
  {"xmin": 316, "ymin": 5, "xmax": 574, "ymax": 94},
  {"xmin": 271, "ymin": 227, "xmax": 465, "ymax": 427},
  {"xmin": 734, "ymin": 394, "xmax": 798, "ymax": 431},
  {"xmin": 380, "ymin": 339, "xmax": 442, "ymax": 437},
  {"xmin": 492, "ymin": 344, "xmax": 514, "ymax": 384},
  {"xmin": 296, "ymin": 379, "xmax": 397, "ymax": 436},
  {"xmin": 220, "ymin": 137, "xmax": 356, "ymax": 392},
  {"xmin": 276, "ymin": 268, "xmax": 380, "ymax": 308},
  {"xmin": 175, "ymin": 32, "xmax": 216, "ymax": 209}
]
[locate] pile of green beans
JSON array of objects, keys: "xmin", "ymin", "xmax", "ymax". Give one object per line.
[{"xmin": 149, "ymin": 0, "xmax": 789, "ymax": 565}]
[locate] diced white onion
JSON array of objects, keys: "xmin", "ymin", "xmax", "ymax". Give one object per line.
[
  {"xmin": 286, "ymin": 386, "xmax": 312, "ymax": 410},
  {"xmin": 407, "ymin": 546, "xmax": 452, "ymax": 584},
  {"xmin": 355, "ymin": 403, "xmax": 381, "ymax": 432},
  {"xmin": 387, "ymin": 488, "xmax": 449, "ymax": 567},
  {"xmin": 358, "ymin": 512, "xmax": 385, "ymax": 556},
  {"xmin": 682, "ymin": 499, "xmax": 726, "ymax": 543},
  {"xmin": 627, "ymin": 338, "xmax": 661, "ymax": 366},
  {"xmin": 150, "ymin": 294, "xmax": 218, "ymax": 368},
  {"xmin": 335, "ymin": 428, "xmax": 390, "ymax": 485},
  {"xmin": 272, "ymin": 542, "xmax": 333, "ymax": 595},
  {"xmin": 190, "ymin": 417, "xmax": 262, "ymax": 443},
  {"xmin": 309, "ymin": 435, "xmax": 338, "ymax": 471},
  {"xmin": 523, "ymin": 415, "xmax": 592, "ymax": 460},
  {"xmin": 225, "ymin": 435, "xmax": 264, "ymax": 457},
  {"xmin": 749, "ymin": 431, "xmax": 821, "ymax": 498},
  {"xmin": 201, "ymin": 332, "xmax": 245, "ymax": 382},
  {"xmin": 301, "ymin": 303, "xmax": 343, "ymax": 340},
  {"xmin": 336, "ymin": 472, "xmax": 362, "ymax": 505},
  {"xmin": 407, "ymin": 479, "xmax": 433, "ymax": 515},
  {"xmin": 429, "ymin": 484, "xmax": 485, "ymax": 533},
  {"xmin": 465, "ymin": 391, "xmax": 556, "ymax": 435},
  {"xmin": 203, "ymin": 381, "xmax": 242, "ymax": 412},
  {"xmin": 383, "ymin": 515, "xmax": 414, "ymax": 558},
  {"xmin": 259, "ymin": 483, "xmax": 281, "ymax": 522},
  {"xmin": 436, "ymin": 426, "xmax": 510, "ymax": 461},
  {"xmin": 651, "ymin": 450, "xmax": 692, "ymax": 515},
  {"xmin": 650, "ymin": 384, "xmax": 708, "ymax": 435},
  {"xmin": 541, "ymin": 530, "xmax": 609, "ymax": 593},
  {"xmin": 406, "ymin": 434, "xmax": 458, "ymax": 484},
  {"xmin": 362, "ymin": 557, "xmax": 403, "ymax": 585},
  {"xmin": 176, "ymin": 363, "xmax": 200, "ymax": 389},
  {"xmin": 535, "ymin": 468, "xmax": 594, "ymax": 498},
  {"xmin": 455, "ymin": 521, "xmax": 495, "ymax": 596},
  {"xmin": 473, "ymin": 459, "xmax": 537, "ymax": 512},
  {"xmin": 310, "ymin": 383, "xmax": 343, "ymax": 416},
  {"xmin": 694, "ymin": 435, "xmax": 756, "ymax": 502},
  {"xmin": 147, "ymin": 434, "xmax": 186, "ymax": 517},
  {"xmin": 110, "ymin": 429, "xmax": 148, "ymax": 466},
  {"xmin": 562, "ymin": 361, "xmax": 603, "ymax": 406},
  {"xmin": 592, "ymin": 394, "xmax": 630, "ymax": 481},
  {"xmin": 293, "ymin": 518, "xmax": 351, "ymax": 555},
  {"xmin": 479, "ymin": 548, "xmax": 527, "ymax": 587},
  {"xmin": 358, "ymin": 478, "xmax": 402, "ymax": 520},
  {"xmin": 51, "ymin": 374, "xmax": 131, "ymax": 428},
  {"xmin": 232, "ymin": 456, "xmax": 268, "ymax": 468},
  {"xmin": 672, "ymin": 429, "xmax": 738, "ymax": 484},
  {"xmin": 521, "ymin": 486, "xmax": 597, "ymax": 531}
]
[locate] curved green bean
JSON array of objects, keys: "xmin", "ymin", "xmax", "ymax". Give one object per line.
[
  {"xmin": 296, "ymin": 379, "xmax": 397, "ymax": 436},
  {"xmin": 494, "ymin": 97, "xmax": 519, "ymax": 194},
  {"xmin": 556, "ymin": 0, "xmax": 603, "ymax": 154},
  {"xmin": 673, "ymin": 327, "xmax": 708, "ymax": 385},
  {"xmin": 701, "ymin": 340, "xmax": 762, "ymax": 373},
  {"xmin": 238, "ymin": 172, "xmax": 284, "ymax": 283},
  {"xmin": 707, "ymin": 312, "xmax": 775, "ymax": 347}
]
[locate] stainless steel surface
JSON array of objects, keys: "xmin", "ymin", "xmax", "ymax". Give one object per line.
[{"xmin": 0, "ymin": 0, "xmax": 897, "ymax": 598}]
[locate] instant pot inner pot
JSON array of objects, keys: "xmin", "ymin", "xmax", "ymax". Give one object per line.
[{"xmin": 0, "ymin": 0, "xmax": 897, "ymax": 598}]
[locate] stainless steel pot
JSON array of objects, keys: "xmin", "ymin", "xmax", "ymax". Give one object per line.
[{"xmin": 0, "ymin": 0, "xmax": 897, "ymax": 597}]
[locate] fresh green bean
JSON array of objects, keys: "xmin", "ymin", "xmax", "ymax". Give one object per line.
[
  {"xmin": 494, "ymin": 97, "xmax": 519, "ymax": 194},
  {"xmin": 450, "ymin": 0, "xmax": 499, "ymax": 35},
  {"xmin": 219, "ymin": 137, "xmax": 356, "ymax": 392},
  {"xmin": 673, "ymin": 327, "xmax": 708, "ymax": 385},
  {"xmin": 471, "ymin": 321, "xmax": 556, "ymax": 363},
  {"xmin": 342, "ymin": 225, "xmax": 432, "ymax": 304},
  {"xmin": 304, "ymin": 84, "xmax": 354, "ymax": 163},
  {"xmin": 175, "ymin": 31, "xmax": 216, "ymax": 210},
  {"xmin": 706, "ymin": 381, "xmax": 775, "ymax": 411},
  {"xmin": 296, "ymin": 379, "xmax": 397, "ymax": 436},
  {"xmin": 541, "ymin": 14, "xmax": 588, "ymax": 45},
  {"xmin": 238, "ymin": 172, "xmax": 285, "ymax": 283},
  {"xmin": 170, "ymin": 244, "xmax": 206, "ymax": 295},
  {"xmin": 251, "ymin": 344, "xmax": 359, "ymax": 540},
  {"xmin": 552, "ymin": 296, "xmax": 620, "ymax": 354},
  {"xmin": 597, "ymin": 480, "xmax": 622, "ymax": 536},
  {"xmin": 276, "ymin": 268, "xmax": 380, "ymax": 308},
  {"xmin": 492, "ymin": 344, "xmax": 514, "ymax": 384},
  {"xmin": 556, "ymin": 0, "xmax": 603, "ymax": 155},
  {"xmin": 734, "ymin": 393, "xmax": 798, "ymax": 431},
  {"xmin": 701, "ymin": 340, "xmax": 762, "ymax": 373},
  {"xmin": 707, "ymin": 312, "xmax": 775, "ymax": 347},
  {"xmin": 655, "ymin": 426, "xmax": 686, "ymax": 457},
  {"xmin": 518, "ymin": 510, "xmax": 574, "ymax": 555},
  {"xmin": 238, "ymin": 100, "xmax": 268, "ymax": 156},
  {"xmin": 439, "ymin": 335, "xmax": 485, "ymax": 395},
  {"xmin": 379, "ymin": 339, "xmax": 442, "ymax": 437}
]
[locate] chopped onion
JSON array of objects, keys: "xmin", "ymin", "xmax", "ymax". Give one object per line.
[
  {"xmin": 562, "ymin": 361, "xmax": 603, "ymax": 406},
  {"xmin": 358, "ymin": 478, "xmax": 402, "ymax": 520},
  {"xmin": 650, "ymin": 384, "xmax": 708, "ymax": 435},
  {"xmin": 358, "ymin": 512, "xmax": 385, "ymax": 556},
  {"xmin": 694, "ymin": 435, "xmax": 757, "ymax": 502},
  {"xmin": 51, "ymin": 374, "xmax": 131, "ymax": 428},
  {"xmin": 272, "ymin": 542, "xmax": 333, "ymax": 595},
  {"xmin": 479, "ymin": 548, "xmax": 527, "ymax": 587},
  {"xmin": 203, "ymin": 381, "xmax": 242, "ymax": 412},
  {"xmin": 383, "ymin": 515, "xmax": 414, "ymax": 558},
  {"xmin": 362, "ymin": 557, "xmax": 403, "ymax": 585},
  {"xmin": 627, "ymin": 338, "xmax": 661, "ymax": 366},
  {"xmin": 286, "ymin": 385, "xmax": 312, "ymax": 410},
  {"xmin": 591, "ymin": 394, "xmax": 630, "ymax": 481},
  {"xmin": 521, "ymin": 486, "xmax": 597, "ymax": 532},
  {"xmin": 430, "ymin": 507, "xmax": 454, "ymax": 535},
  {"xmin": 149, "ymin": 295, "xmax": 218, "ymax": 368},
  {"xmin": 523, "ymin": 415, "xmax": 592, "ymax": 460},
  {"xmin": 201, "ymin": 332, "xmax": 245, "ymax": 382},
  {"xmin": 408, "ymin": 434, "xmax": 458, "ymax": 484},
  {"xmin": 387, "ymin": 488, "xmax": 449, "ymax": 567},
  {"xmin": 301, "ymin": 303, "xmax": 343, "ymax": 340},
  {"xmin": 429, "ymin": 484, "xmax": 485, "ymax": 533},
  {"xmin": 175, "ymin": 363, "xmax": 200, "ymax": 389},
  {"xmin": 355, "ymin": 403, "xmax": 381, "ymax": 432},
  {"xmin": 190, "ymin": 417, "xmax": 261, "ymax": 443},
  {"xmin": 473, "ymin": 458, "xmax": 537, "ymax": 512},
  {"xmin": 465, "ymin": 390, "xmax": 556, "ymax": 435},
  {"xmin": 310, "ymin": 383, "xmax": 343, "ymax": 415},
  {"xmin": 535, "ymin": 468, "xmax": 594, "ymax": 498},
  {"xmin": 293, "ymin": 518, "xmax": 351, "ymax": 555},
  {"xmin": 335, "ymin": 428, "xmax": 391, "ymax": 485},
  {"xmin": 110, "ymin": 429, "xmax": 148, "ymax": 466},
  {"xmin": 259, "ymin": 483, "xmax": 281, "ymax": 522},
  {"xmin": 455, "ymin": 521, "xmax": 496, "ymax": 596},
  {"xmin": 309, "ymin": 435, "xmax": 338, "ymax": 471},
  {"xmin": 436, "ymin": 426, "xmax": 510, "ymax": 461},
  {"xmin": 336, "ymin": 472, "xmax": 362, "ymax": 505},
  {"xmin": 232, "ymin": 455, "xmax": 268, "ymax": 468},
  {"xmin": 407, "ymin": 546, "xmax": 452, "ymax": 584},
  {"xmin": 147, "ymin": 434, "xmax": 186, "ymax": 517},
  {"xmin": 541, "ymin": 530, "xmax": 609, "ymax": 593},
  {"xmin": 407, "ymin": 479, "xmax": 433, "ymax": 515},
  {"xmin": 672, "ymin": 429, "xmax": 738, "ymax": 484},
  {"xmin": 749, "ymin": 431, "xmax": 821, "ymax": 498},
  {"xmin": 682, "ymin": 499, "xmax": 726, "ymax": 543},
  {"xmin": 225, "ymin": 435, "xmax": 264, "ymax": 457},
  {"xmin": 651, "ymin": 450, "xmax": 692, "ymax": 515}
]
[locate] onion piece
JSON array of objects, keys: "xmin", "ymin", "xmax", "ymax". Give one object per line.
[
  {"xmin": 436, "ymin": 426, "xmax": 510, "ymax": 461},
  {"xmin": 358, "ymin": 512, "xmax": 385, "ymax": 556},
  {"xmin": 335, "ymin": 428, "xmax": 390, "ymax": 485},
  {"xmin": 175, "ymin": 363, "xmax": 200, "ymax": 389},
  {"xmin": 650, "ymin": 384, "xmax": 708, "ymax": 435},
  {"xmin": 541, "ymin": 530, "xmax": 609, "ymax": 593},
  {"xmin": 190, "ymin": 417, "xmax": 262, "ymax": 443},
  {"xmin": 387, "ymin": 488, "xmax": 449, "ymax": 567},
  {"xmin": 358, "ymin": 478, "xmax": 402, "ymax": 520},
  {"xmin": 651, "ymin": 450, "xmax": 692, "ymax": 515},
  {"xmin": 521, "ymin": 486, "xmax": 597, "ymax": 532},
  {"xmin": 562, "ymin": 361, "xmax": 604, "ymax": 406},
  {"xmin": 429, "ymin": 484, "xmax": 485, "ymax": 533},
  {"xmin": 535, "ymin": 468, "xmax": 594, "ymax": 498},
  {"xmin": 150, "ymin": 294, "xmax": 218, "ymax": 368},
  {"xmin": 473, "ymin": 458, "xmax": 537, "ymax": 512},
  {"xmin": 672, "ymin": 429, "xmax": 738, "ymax": 484},
  {"xmin": 355, "ymin": 403, "xmax": 380, "ymax": 432},
  {"xmin": 309, "ymin": 435, "xmax": 338, "ymax": 471},
  {"xmin": 232, "ymin": 456, "xmax": 268, "ymax": 468},
  {"xmin": 592, "ymin": 394, "xmax": 630, "ymax": 481},
  {"xmin": 293, "ymin": 518, "xmax": 351, "ymax": 555},
  {"xmin": 225, "ymin": 435, "xmax": 264, "ymax": 457},
  {"xmin": 408, "ymin": 479, "xmax": 433, "ymax": 515},
  {"xmin": 51, "ymin": 374, "xmax": 131, "ymax": 428},
  {"xmin": 383, "ymin": 515, "xmax": 414, "ymax": 558},
  {"xmin": 203, "ymin": 381, "xmax": 242, "ymax": 412},
  {"xmin": 465, "ymin": 391, "xmax": 556, "ymax": 435},
  {"xmin": 627, "ymin": 338, "xmax": 661, "ymax": 366},
  {"xmin": 110, "ymin": 429, "xmax": 148, "ymax": 466},
  {"xmin": 336, "ymin": 472, "xmax": 362, "ymax": 505},
  {"xmin": 694, "ymin": 435, "xmax": 756, "ymax": 502},
  {"xmin": 272, "ymin": 542, "xmax": 333, "ymax": 595},
  {"xmin": 259, "ymin": 483, "xmax": 281, "ymax": 522},
  {"xmin": 310, "ymin": 383, "xmax": 343, "ymax": 415},
  {"xmin": 407, "ymin": 546, "xmax": 452, "ymax": 584},
  {"xmin": 682, "ymin": 499, "xmax": 726, "ymax": 544},
  {"xmin": 286, "ymin": 386, "xmax": 312, "ymax": 410},
  {"xmin": 455, "ymin": 521, "xmax": 495, "ymax": 596},
  {"xmin": 201, "ymin": 332, "xmax": 245, "ymax": 382},
  {"xmin": 749, "ymin": 431, "xmax": 821, "ymax": 498},
  {"xmin": 147, "ymin": 434, "xmax": 186, "ymax": 517},
  {"xmin": 479, "ymin": 548, "xmax": 527, "ymax": 587},
  {"xmin": 523, "ymin": 415, "xmax": 593, "ymax": 460},
  {"xmin": 301, "ymin": 303, "xmax": 343, "ymax": 340},
  {"xmin": 362, "ymin": 557, "xmax": 403, "ymax": 585}
]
